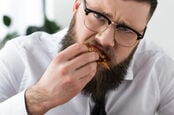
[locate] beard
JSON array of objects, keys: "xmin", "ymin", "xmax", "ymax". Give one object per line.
[{"xmin": 60, "ymin": 15, "xmax": 137, "ymax": 101}]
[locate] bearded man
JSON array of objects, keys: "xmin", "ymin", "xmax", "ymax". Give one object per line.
[{"xmin": 1, "ymin": 0, "xmax": 174, "ymax": 115}]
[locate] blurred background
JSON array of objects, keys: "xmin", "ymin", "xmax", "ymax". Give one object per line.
[{"xmin": 0, "ymin": 0, "xmax": 174, "ymax": 58}]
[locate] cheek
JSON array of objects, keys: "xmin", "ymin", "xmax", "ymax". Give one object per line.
[
  {"xmin": 73, "ymin": 8, "xmax": 94, "ymax": 43},
  {"xmin": 114, "ymin": 45, "xmax": 136, "ymax": 63}
]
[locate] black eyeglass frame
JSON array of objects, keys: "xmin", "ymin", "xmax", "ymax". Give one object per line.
[{"xmin": 83, "ymin": 0, "xmax": 147, "ymax": 40}]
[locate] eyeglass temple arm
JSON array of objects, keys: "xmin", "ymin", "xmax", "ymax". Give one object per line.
[{"xmin": 138, "ymin": 26, "xmax": 147, "ymax": 40}]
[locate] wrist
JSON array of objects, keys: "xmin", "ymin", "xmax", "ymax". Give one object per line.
[{"xmin": 25, "ymin": 86, "xmax": 48, "ymax": 115}]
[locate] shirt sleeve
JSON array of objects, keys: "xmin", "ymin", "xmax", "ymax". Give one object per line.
[
  {"xmin": 157, "ymin": 55, "xmax": 174, "ymax": 115},
  {"xmin": 0, "ymin": 40, "xmax": 28, "ymax": 114},
  {"xmin": 0, "ymin": 91, "xmax": 28, "ymax": 115}
]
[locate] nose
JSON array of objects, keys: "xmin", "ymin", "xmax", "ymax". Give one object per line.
[{"xmin": 95, "ymin": 25, "xmax": 115, "ymax": 47}]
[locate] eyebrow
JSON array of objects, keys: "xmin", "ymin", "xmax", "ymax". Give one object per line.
[
  {"xmin": 86, "ymin": 1, "xmax": 112, "ymax": 18},
  {"xmin": 85, "ymin": 1, "xmax": 140, "ymax": 32},
  {"xmin": 118, "ymin": 21, "xmax": 133, "ymax": 29},
  {"xmin": 100, "ymin": 11, "xmax": 136, "ymax": 31},
  {"xmin": 100, "ymin": 11, "xmax": 113, "ymax": 19}
]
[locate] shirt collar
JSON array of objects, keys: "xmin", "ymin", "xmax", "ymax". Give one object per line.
[
  {"xmin": 124, "ymin": 66, "xmax": 134, "ymax": 80},
  {"xmin": 124, "ymin": 38, "xmax": 146, "ymax": 81}
]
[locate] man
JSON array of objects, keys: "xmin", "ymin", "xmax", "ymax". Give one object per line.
[{"xmin": 0, "ymin": 0, "xmax": 174, "ymax": 115}]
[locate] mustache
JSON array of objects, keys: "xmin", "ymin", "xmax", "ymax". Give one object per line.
[{"xmin": 84, "ymin": 38, "xmax": 114, "ymax": 58}]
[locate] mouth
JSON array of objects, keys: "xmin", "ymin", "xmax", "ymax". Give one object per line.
[{"xmin": 85, "ymin": 43, "xmax": 111, "ymax": 70}]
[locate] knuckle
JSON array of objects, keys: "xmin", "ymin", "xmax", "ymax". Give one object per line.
[
  {"xmin": 53, "ymin": 53, "xmax": 64, "ymax": 63},
  {"xmin": 75, "ymin": 44, "xmax": 87, "ymax": 52},
  {"xmin": 63, "ymin": 77, "xmax": 80, "ymax": 92},
  {"xmin": 64, "ymin": 76, "xmax": 73, "ymax": 84},
  {"xmin": 59, "ymin": 64, "xmax": 70, "ymax": 76}
]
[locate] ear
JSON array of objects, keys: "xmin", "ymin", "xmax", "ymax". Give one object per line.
[{"xmin": 73, "ymin": 0, "xmax": 81, "ymax": 14}]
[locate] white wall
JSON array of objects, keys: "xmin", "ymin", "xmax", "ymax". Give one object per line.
[
  {"xmin": 0, "ymin": 0, "xmax": 43, "ymax": 39},
  {"xmin": 53, "ymin": 0, "xmax": 74, "ymax": 28},
  {"xmin": 147, "ymin": 0, "xmax": 174, "ymax": 58},
  {"xmin": 53, "ymin": 0, "xmax": 174, "ymax": 58}
]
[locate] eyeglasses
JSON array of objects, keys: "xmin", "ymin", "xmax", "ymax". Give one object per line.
[{"xmin": 83, "ymin": 0, "xmax": 147, "ymax": 47}]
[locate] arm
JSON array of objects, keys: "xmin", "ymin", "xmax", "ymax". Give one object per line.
[
  {"xmin": 24, "ymin": 43, "xmax": 99, "ymax": 114},
  {"xmin": 0, "ymin": 41, "xmax": 27, "ymax": 114}
]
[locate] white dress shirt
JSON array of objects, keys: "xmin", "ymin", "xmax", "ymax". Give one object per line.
[{"xmin": 0, "ymin": 28, "xmax": 174, "ymax": 115}]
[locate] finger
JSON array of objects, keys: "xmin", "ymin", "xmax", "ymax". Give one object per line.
[
  {"xmin": 64, "ymin": 51, "xmax": 99, "ymax": 73},
  {"xmin": 57, "ymin": 43, "xmax": 88, "ymax": 62},
  {"xmin": 72, "ymin": 61, "xmax": 97, "ymax": 83}
]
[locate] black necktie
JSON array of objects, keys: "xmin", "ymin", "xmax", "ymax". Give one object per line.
[{"xmin": 91, "ymin": 96, "xmax": 106, "ymax": 115}]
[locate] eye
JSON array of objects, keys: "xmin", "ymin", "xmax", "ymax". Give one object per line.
[
  {"xmin": 92, "ymin": 12, "xmax": 106, "ymax": 22},
  {"xmin": 117, "ymin": 26, "xmax": 133, "ymax": 33}
]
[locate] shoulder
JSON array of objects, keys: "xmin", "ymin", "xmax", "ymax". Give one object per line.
[
  {"xmin": 0, "ymin": 28, "xmax": 68, "ymax": 73},
  {"xmin": 132, "ymin": 37, "xmax": 174, "ymax": 87},
  {"xmin": 131, "ymin": 38, "xmax": 174, "ymax": 112},
  {"xmin": 134, "ymin": 38, "xmax": 174, "ymax": 70},
  {"xmin": 134, "ymin": 37, "xmax": 174, "ymax": 90},
  {"xmin": 2, "ymin": 28, "xmax": 68, "ymax": 57}
]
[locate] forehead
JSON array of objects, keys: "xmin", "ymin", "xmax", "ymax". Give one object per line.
[{"xmin": 86, "ymin": 0, "xmax": 150, "ymax": 30}]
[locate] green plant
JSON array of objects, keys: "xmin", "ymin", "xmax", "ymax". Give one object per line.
[
  {"xmin": 26, "ymin": 0, "xmax": 61, "ymax": 35},
  {"xmin": 1, "ymin": 0, "xmax": 61, "ymax": 48},
  {"xmin": 26, "ymin": 16, "xmax": 61, "ymax": 35},
  {"xmin": 0, "ymin": 15, "xmax": 19, "ymax": 48}
]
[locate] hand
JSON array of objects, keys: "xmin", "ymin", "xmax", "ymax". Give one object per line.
[{"xmin": 25, "ymin": 43, "xmax": 99, "ymax": 114}]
